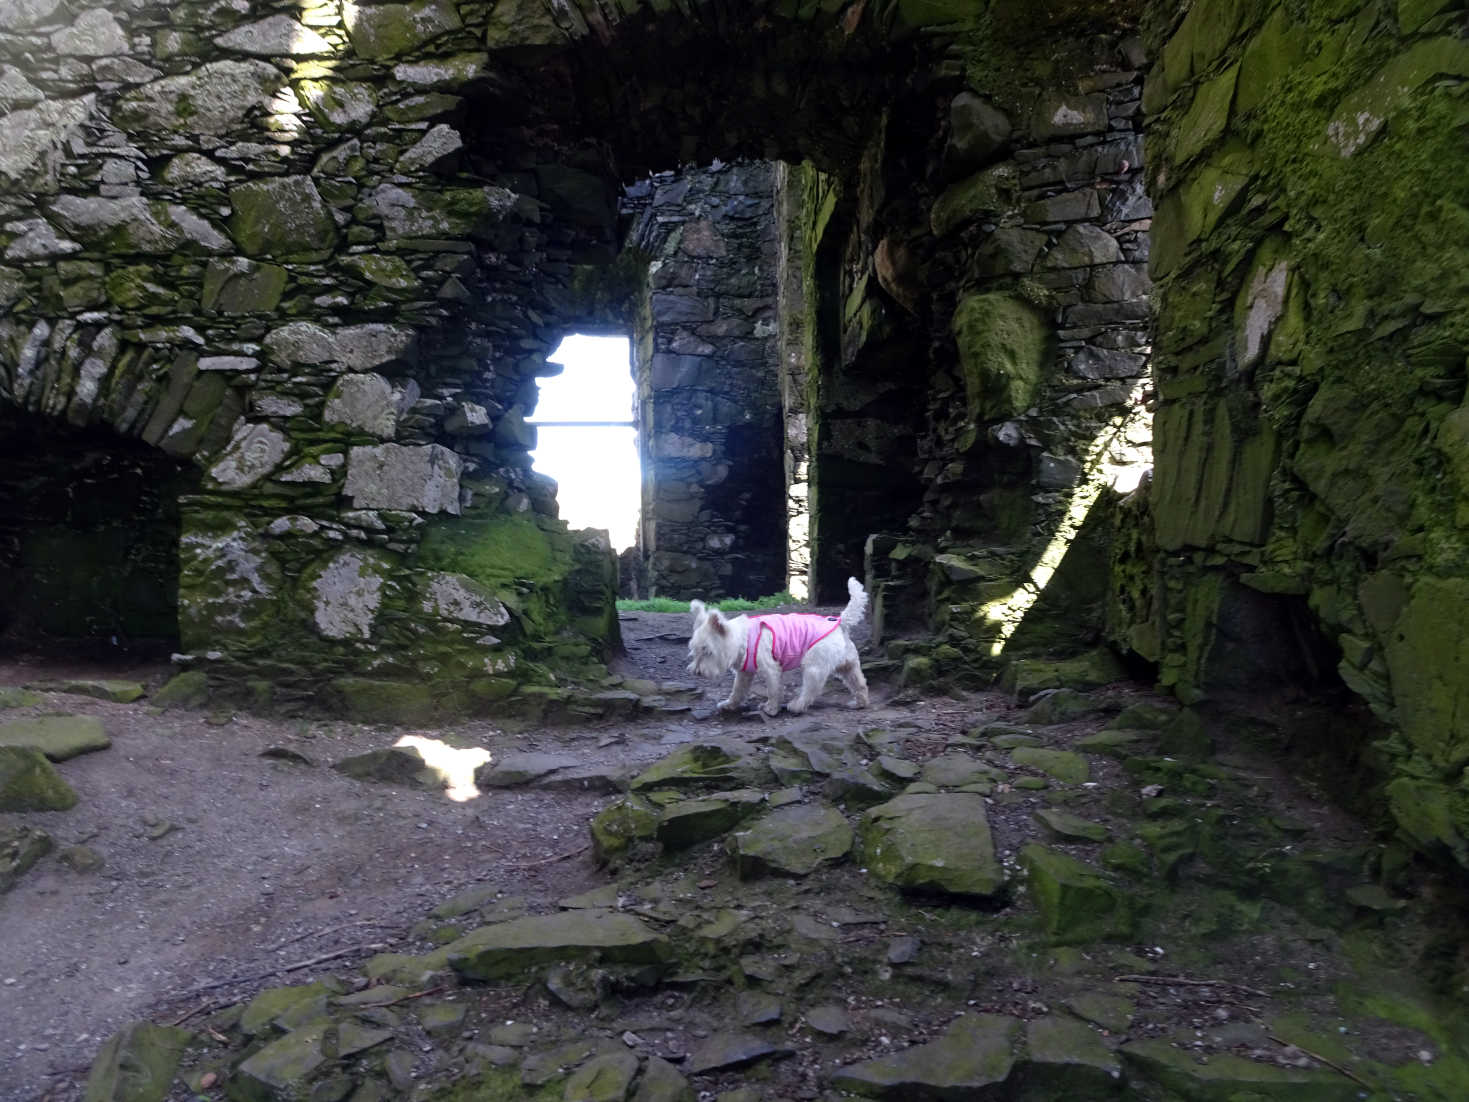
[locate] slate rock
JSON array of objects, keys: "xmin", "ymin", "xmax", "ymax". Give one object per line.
[
  {"xmin": 0, "ymin": 746, "xmax": 78, "ymax": 811},
  {"xmin": 234, "ymin": 1023, "xmax": 328, "ymax": 1098},
  {"xmin": 657, "ymin": 789, "xmax": 765, "ymax": 849},
  {"xmin": 82, "ymin": 1023, "xmax": 192, "ymax": 1102},
  {"xmin": 631, "ymin": 1055, "xmax": 692, "ymax": 1102},
  {"xmin": 1019, "ymin": 1015, "xmax": 1122, "ymax": 1094},
  {"xmin": 736, "ymin": 990, "xmax": 782, "ymax": 1025},
  {"xmin": 475, "ymin": 750, "xmax": 581, "ymax": 787},
  {"xmin": 25, "ymin": 678, "xmax": 144, "ymax": 703},
  {"xmin": 630, "ymin": 741, "xmax": 774, "ymax": 791},
  {"xmin": 589, "ymin": 794, "xmax": 659, "ymax": 863},
  {"xmin": 562, "ymin": 1049, "xmax": 639, "ymax": 1101},
  {"xmin": 685, "ymin": 1031, "xmax": 794, "ymax": 1074},
  {"xmin": 805, "ymin": 1004, "xmax": 851, "ymax": 1035},
  {"xmin": 876, "ymin": 754, "xmax": 919, "ymax": 780},
  {"xmin": 1064, "ymin": 992, "xmax": 1135, "ymax": 1034},
  {"xmin": 859, "ymin": 793, "xmax": 1007, "ymax": 900},
  {"xmin": 0, "ymin": 715, "xmax": 109, "ymax": 761},
  {"xmin": 768, "ymin": 726, "xmax": 858, "ymax": 782},
  {"xmin": 1010, "ymin": 747, "xmax": 1090, "ymax": 785},
  {"xmin": 920, "ymin": 752, "xmax": 999, "ymax": 788},
  {"xmin": 1034, "ymin": 808, "xmax": 1110, "ymax": 842},
  {"xmin": 1021, "ymin": 690, "xmax": 1108, "ymax": 725},
  {"xmin": 0, "ymin": 825, "xmax": 52, "ymax": 892},
  {"xmin": 446, "ymin": 909, "xmax": 670, "ymax": 981},
  {"xmin": 331, "ymin": 746, "xmax": 443, "ymax": 789},
  {"xmin": 1022, "ymin": 844, "xmax": 1135, "ymax": 944},
  {"xmin": 728, "ymin": 803, "xmax": 853, "ymax": 877},
  {"xmin": 1120, "ymin": 1037, "xmax": 1359, "ymax": 1100},
  {"xmin": 831, "ymin": 1013, "xmax": 1020, "ymax": 1098},
  {"xmin": 946, "ymin": 92, "xmax": 1012, "ymax": 170},
  {"xmin": 886, "ymin": 935, "xmax": 921, "ymax": 964}
]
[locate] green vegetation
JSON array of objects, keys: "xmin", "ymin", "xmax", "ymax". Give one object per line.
[{"xmin": 617, "ymin": 591, "xmax": 797, "ymax": 613}]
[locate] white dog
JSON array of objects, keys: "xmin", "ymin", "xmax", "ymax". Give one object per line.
[{"xmin": 687, "ymin": 577, "xmax": 869, "ymax": 716}]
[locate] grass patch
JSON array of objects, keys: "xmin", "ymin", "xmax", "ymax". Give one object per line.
[{"xmin": 618, "ymin": 591, "xmax": 797, "ymax": 613}]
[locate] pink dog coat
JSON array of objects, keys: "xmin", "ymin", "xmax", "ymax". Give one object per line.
[{"xmin": 742, "ymin": 614, "xmax": 843, "ymax": 673}]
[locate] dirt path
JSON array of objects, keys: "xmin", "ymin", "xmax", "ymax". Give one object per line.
[{"xmin": 0, "ymin": 605, "xmax": 903, "ymax": 1098}]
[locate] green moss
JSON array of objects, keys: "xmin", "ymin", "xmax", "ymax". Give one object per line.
[
  {"xmin": 951, "ymin": 293, "xmax": 1052, "ymax": 424},
  {"xmin": 0, "ymin": 747, "xmax": 79, "ymax": 811},
  {"xmin": 1022, "ymin": 843, "xmax": 1136, "ymax": 944}
]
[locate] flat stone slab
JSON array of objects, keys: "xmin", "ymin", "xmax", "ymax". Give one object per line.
[
  {"xmin": 728, "ymin": 802, "xmax": 853, "ymax": 877},
  {"xmin": 859, "ymin": 793, "xmax": 1007, "ymax": 900},
  {"xmin": 0, "ymin": 746, "xmax": 78, "ymax": 811},
  {"xmin": 445, "ymin": 909, "xmax": 670, "ymax": 981},
  {"xmin": 686, "ymin": 1031, "xmax": 795, "ymax": 1074},
  {"xmin": 24, "ymin": 678, "xmax": 144, "ymax": 703},
  {"xmin": 631, "ymin": 740, "xmax": 774, "ymax": 792},
  {"xmin": 831, "ymin": 1013, "xmax": 1019, "ymax": 1097},
  {"xmin": 0, "ymin": 688, "xmax": 41, "ymax": 709},
  {"xmin": 332, "ymin": 746, "xmax": 443, "ymax": 790},
  {"xmin": 474, "ymin": 750, "xmax": 581, "ymax": 787},
  {"xmin": 1010, "ymin": 746, "xmax": 1090, "ymax": 784},
  {"xmin": 562, "ymin": 1050, "xmax": 639, "ymax": 1101},
  {"xmin": 0, "ymin": 715, "xmax": 110, "ymax": 761},
  {"xmin": 1022, "ymin": 844, "xmax": 1134, "ymax": 944},
  {"xmin": 920, "ymin": 752, "xmax": 1000, "ymax": 788},
  {"xmin": 1034, "ymin": 807, "xmax": 1110, "ymax": 842},
  {"xmin": 84, "ymin": 1024, "xmax": 191, "ymax": 1102},
  {"xmin": 1120, "ymin": 1037, "xmax": 1359, "ymax": 1100},
  {"xmin": 1020, "ymin": 1015, "xmax": 1121, "ymax": 1092},
  {"xmin": 657, "ymin": 789, "xmax": 765, "ymax": 849}
]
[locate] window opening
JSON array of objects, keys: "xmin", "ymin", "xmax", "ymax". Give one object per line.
[{"xmin": 528, "ymin": 335, "xmax": 640, "ymax": 551}]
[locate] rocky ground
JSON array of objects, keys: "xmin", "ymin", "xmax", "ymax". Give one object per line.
[{"xmin": 1, "ymin": 612, "xmax": 1467, "ymax": 1101}]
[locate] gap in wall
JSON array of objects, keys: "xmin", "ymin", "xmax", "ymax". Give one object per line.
[{"xmin": 528, "ymin": 334, "xmax": 640, "ymax": 551}]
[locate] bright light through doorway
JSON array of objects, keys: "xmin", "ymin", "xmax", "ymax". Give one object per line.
[{"xmin": 529, "ymin": 335, "xmax": 640, "ymax": 551}]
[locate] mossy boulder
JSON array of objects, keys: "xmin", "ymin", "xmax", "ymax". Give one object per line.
[
  {"xmin": 831, "ymin": 1013, "xmax": 1019, "ymax": 1098},
  {"xmin": 82, "ymin": 1022, "xmax": 192, "ymax": 1102},
  {"xmin": 0, "ymin": 688, "xmax": 41, "ymax": 709},
  {"xmin": 231, "ymin": 1023, "xmax": 329, "ymax": 1101},
  {"xmin": 952, "ymin": 293, "xmax": 1051, "ymax": 424},
  {"xmin": 630, "ymin": 741, "xmax": 773, "ymax": 792},
  {"xmin": 0, "ymin": 715, "xmax": 109, "ymax": 761},
  {"xmin": 561, "ymin": 1050, "xmax": 639, "ymax": 1102},
  {"xmin": 1000, "ymin": 650, "xmax": 1127, "ymax": 700},
  {"xmin": 589, "ymin": 794, "xmax": 659, "ymax": 863},
  {"xmin": 1021, "ymin": 690, "xmax": 1107, "ymax": 726},
  {"xmin": 445, "ymin": 910, "xmax": 670, "ymax": 981},
  {"xmin": 239, "ymin": 981, "xmax": 337, "ymax": 1036},
  {"xmin": 150, "ymin": 671, "xmax": 210, "ymax": 710},
  {"xmin": 1022, "ymin": 844, "xmax": 1136, "ymax": 943},
  {"xmin": 657, "ymin": 790, "xmax": 765, "ymax": 850},
  {"xmin": 930, "ymin": 163, "xmax": 1018, "ymax": 237},
  {"xmin": 1018, "ymin": 1015, "xmax": 1122, "ymax": 1095},
  {"xmin": 727, "ymin": 802, "xmax": 853, "ymax": 877},
  {"xmin": 1034, "ymin": 808, "xmax": 1110, "ymax": 843},
  {"xmin": 228, "ymin": 176, "xmax": 337, "ymax": 260},
  {"xmin": 0, "ymin": 746, "xmax": 78, "ymax": 811},
  {"xmin": 859, "ymin": 793, "xmax": 1007, "ymax": 900}
]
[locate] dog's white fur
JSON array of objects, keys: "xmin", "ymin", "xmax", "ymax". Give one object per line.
[{"xmin": 687, "ymin": 577, "xmax": 869, "ymax": 717}]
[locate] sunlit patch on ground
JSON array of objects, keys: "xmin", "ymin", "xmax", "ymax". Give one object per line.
[{"xmin": 394, "ymin": 734, "xmax": 491, "ymax": 802}]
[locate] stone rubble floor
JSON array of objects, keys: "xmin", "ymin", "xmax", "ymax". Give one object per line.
[{"xmin": 0, "ymin": 616, "xmax": 1467, "ymax": 1100}]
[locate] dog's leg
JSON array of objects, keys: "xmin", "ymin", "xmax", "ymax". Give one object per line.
[
  {"xmin": 787, "ymin": 664, "xmax": 827, "ymax": 715},
  {"xmin": 759, "ymin": 657, "xmax": 783, "ymax": 717},
  {"xmin": 718, "ymin": 669, "xmax": 754, "ymax": 713},
  {"xmin": 839, "ymin": 660, "xmax": 869, "ymax": 709}
]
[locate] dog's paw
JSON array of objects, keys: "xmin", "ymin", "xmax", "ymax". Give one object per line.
[
  {"xmin": 847, "ymin": 698, "xmax": 868, "ymax": 709},
  {"xmin": 784, "ymin": 700, "xmax": 807, "ymax": 715},
  {"xmin": 716, "ymin": 697, "xmax": 738, "ymax": 713},
  {"xmin": 761, "ymin": 701, "xmax": 782, "ymax": 717}
]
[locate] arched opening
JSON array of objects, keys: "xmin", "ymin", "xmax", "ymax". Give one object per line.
[
  {"xmin": 527, "ymin": 334, "xmax": 639, "ymax": 553},
  {"xmin": 0, "ymin": 411, "xmax": 199, "ymax": 664}
]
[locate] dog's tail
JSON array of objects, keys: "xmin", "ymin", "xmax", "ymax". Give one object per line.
[{"xmin": 839, "ymin": 576, "xmax": 869, "ymax": 631}]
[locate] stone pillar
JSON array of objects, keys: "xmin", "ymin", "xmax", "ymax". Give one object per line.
[{"xmin": 627, "ymin": 164, "xmax": 785, "ymax": 601}]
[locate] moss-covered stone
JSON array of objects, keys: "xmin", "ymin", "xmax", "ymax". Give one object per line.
[
  {"xmin": 589, "ymin": 795, "xmax": 659, "ymax": 863},
  {"xmin": 82, "ymin": 1023, "xmax": 192, "ymax": 1102},
  {"xmin": 831, "ymin": 1014, "xmax": 1019, "ymax": 1098},
  {"xmin": 445, "ymin": 910, "xmax": 670, "ymax": 981},
  {"xmin": 0, "ymin": 746, "xmax": 78, "ymax": 811},
  {"xmin": 657, "ymin": 790, "xmax": 765, "ymax": 849},
  {"xmin": 228, "ymin": 176, "xmax": 337, "ymax": 261},
  {"xmin": 0, "ymin": 715, "xmax": 109, "ymax": 761},
  {"xmin": 1010, "ymin": 746, "xmax": 1090, "ymax": 784},
  {"xmin": 1022, "ymin": 843, "xmax": 1135, "ymax": 943},
  {"xmin": 952, "ymin": 293, "xmax": 1051, "ymax": 423},
  {"xmin": 1000, "ymin": 650, "xmax": 1127, "ymax": 700},
  {"xmin": 859, "ymin": 793, "xmax": 1007, "ymax": 900},
  {"xmin": 151, "ymin": 672, "xmax": 209, "ymax": 710},
  {"xmin": 630, "ymin": 741, "xmax": 773, "ymax": 792},
  {"xmin": 0, "ymin": 688, "xmax": 41, "ymax": 709},
  {"xmin": 26, "ymin": 678, "xmax": 144, "ymax": 703},
  {"xmin": 1120, "ymin": 1037, "xmax": 1358, "ymax": 1100},
  {"xmin": 0, "ymin": 824, "xmax": 52, "ymax": 893},
  {"xmin": 728, "ymin": 802, "xmax": 853, "ymax": 877},
  {"xmin": 1034, "ymin": 807, "xmax": 1110, "ymax": 842}
]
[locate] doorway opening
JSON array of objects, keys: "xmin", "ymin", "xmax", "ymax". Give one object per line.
[{"xmin": 528, "ymin": 334, "xmax": 640, "ymax": 552}]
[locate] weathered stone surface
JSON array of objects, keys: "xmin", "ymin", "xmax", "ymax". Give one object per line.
[
  {"xmin": 631, "ymin": 1055, "xmax": 692, "ymax": 1102},
  {"xmin": 946, "ymin": 92, "xmax": 1012, "ymax": 171},
  {"xmin": 309, "ymin": 550, "xmax": 393, "ymax": 640},
  {"xmin": 1032, "ymin": 92, "xmax": 1110, "ymax": 139},
  {"xmin": 953, "ymin": 293, "xmax": 1050, "ymax": 423},
  {"xmin": 1020, "ymin": 1015, "xmax": 1122, "ymax": 1093},
  {"xmin": 589, "ymin": 795, "xmax": 659, "ymax": 863},
  {"xmin": 207, "ymin": 423, "xmax": 290, "ymax": 490},
  {"xmin": 25, "ymin": 679, "xmax": 143, "ymax": 704},
  {"xmin": 831, "ymin": 1014, "xmax": 1019, "ymax": 1098},
  {"xmin": 234, "ymin": 1023, "xmax": 329, "ymax": 1098},
  {"xmin": 0, "ymin": 825, "xmax": 52, "ymax": 893},
  {"xmin": 561, "ymin": 1050, "xmax": 639, "ymax": 1101},
  {"xmin": 1022, "ymin": 844, "xmax": 1134, "ymax": 943},
  {"xmin": 332, "ymin": 746, "xmax": 443, "ymax": 790},
  {"xmin": 0, "ymin": 716, "xmax": 109, "ymax": 761},
  {"xmin": 47, "ymin": 196, "xmax": 229, "ymax": 254},
  {"xmin": 728, "ymin": 802, "xmax": 853, "ymax": 876},
  {"xmin": 919, "ymin": 752, "xmax": 997, "ymax": 788},
  {"xmin": 323, "ymin": 373, "xmax": 399, "ymax": 439},
  {"xmin": 111, "ymin": 60, "xmax": 286, "ymax": 134},
  {"xmin": 1121, "ymin": 1037, "xmax": 1358, "ymax": 1100},
  {"xmin": 1010, "ymin": 747, "xmax": 1090, "ymax": 785},
  {"xmin": 0, "ymin": 688, "xmax": 41, "ymax": 710},
  {"xmin": 446, "ymin": 909, "xmax": 670, "ymax": 980},
  {"xmin": 216, "ymin": 15, "xmax": 333, "ymax": 56},
  {"xmin": 1034, "ymin": 808, "xmax": 1109, "ymax": 842},
  {"xmin": 345, "ymin": 444, "xmax": 461, "ymax": 514},
  {"xmin": 859, "ymin": 793, "xmax": 1006, "ymax": 899},
  {"xmin": 630, "ymin": 741, "xmax": 773, "ymax": 792},
  {"xmin": 685, "ymin": 1032, "xmax": 794, "ymax": 1075},
  {"xmin": 229, "ymin": 176, "xmax": 337, "ymax": 260},
  {"xmin": 345, "ymin": 0, "xmax": 462, "ymax": 57},
  {"xmin": 0, "ymin": 747, "xmax": 78, "ymax": 811},
  {"xmin": 657, "ymin": 789, "xmax": 765, "ymax": 849},
  {"xmin": 82, "ymin": 1023, "xmax": 191, "ymax": 1102},
  {"xmin": 930, "ymin": 163, "xmax": 1017, "ymax": 238}
]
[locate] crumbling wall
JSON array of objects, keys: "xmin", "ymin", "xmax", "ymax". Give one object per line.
[
  {"xmin": 1131, "ymin": 0, "xmax": 1469, "ymax": 867},
  {"xmin": 624, "ymin": 164, "xmax": 785, "ymax": 601}
]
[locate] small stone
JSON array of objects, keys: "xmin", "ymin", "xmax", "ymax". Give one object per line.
[
  {"xmin": 685, "ymin": 1031, "xmax": 794, "ymax": 1074},
  {"xmin": 805, "ymin": 1004, "xmax": 851, "ymax": 1036},
  {"xmin": 886, "ymin": 936, "xmax": 921, "ymax": 964},
  {"xmin": 736, "ymin": 990, "xmax": 782, "ymax": 1025}
]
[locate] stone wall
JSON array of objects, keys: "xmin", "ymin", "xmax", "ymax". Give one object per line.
[
  {"xmin": 624, "ymin": 164, "xmax": 785, "ymax": 601},
  {"xmin": 1124, "ymin": 0, "xmax": 1469, "ymax": 868}
]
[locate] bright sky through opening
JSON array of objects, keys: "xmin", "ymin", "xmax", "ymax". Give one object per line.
[{"xmin": 529, "ymin": 335, "xmax": 640, "ymax": 551}]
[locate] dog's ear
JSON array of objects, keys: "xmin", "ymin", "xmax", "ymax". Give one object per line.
[
  {"xmin": 689, "ymin": 599, "xmax": 706, "ymax": 622},
  {"xmin": 708, "ymin": 609, "xmax": 727, "ymax": 635}
]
